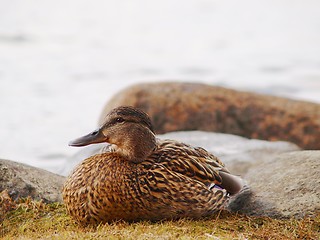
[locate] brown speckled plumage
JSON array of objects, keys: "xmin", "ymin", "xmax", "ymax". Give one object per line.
[{"xmin": 63, "ymin": 106, "xmax": 243, "ymax": 225}]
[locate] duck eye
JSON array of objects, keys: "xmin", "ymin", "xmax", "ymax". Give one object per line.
[{"xmin": 115, "ymin": 117, "xmax": 124, "ymax": 123}]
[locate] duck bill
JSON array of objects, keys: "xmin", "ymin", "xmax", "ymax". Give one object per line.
[{"xmin": 69, "ymin": 128, "xmax": 107, "ymax": 147}]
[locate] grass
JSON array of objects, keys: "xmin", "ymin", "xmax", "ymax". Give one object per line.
[{"xmin": 1, "ymin": 191, "xmax": 319, "ymax": 240}]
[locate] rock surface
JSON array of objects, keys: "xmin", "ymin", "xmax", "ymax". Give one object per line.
[
  {"xmin": 0, "ymin": 159, "xmax": 65, "ymax": 203},
  {"xmin": 229, "ymin": 151, "xmax": 320, "ymax": 218},
  {"xmin": 100, "ymin": 82, "xmax": 320, "ymax": 149}
]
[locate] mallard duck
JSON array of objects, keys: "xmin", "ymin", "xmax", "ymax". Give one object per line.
[{"xmin": 63, "ymin": 106, "xmax": 243, "ymax": 225}]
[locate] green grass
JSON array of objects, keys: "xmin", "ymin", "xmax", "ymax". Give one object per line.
[{"xmin": 1, "ymin": 193, "xmax": 319, "ymax": 240}]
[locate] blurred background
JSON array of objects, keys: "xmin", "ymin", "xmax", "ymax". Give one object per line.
[{"xmin": 0, "ymin": 0, "xmax": 319, "ymax": 173}]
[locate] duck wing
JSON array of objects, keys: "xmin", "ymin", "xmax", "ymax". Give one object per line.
[{"xmin": 148, "ymin": 139, "xmax": 243, "ymax": 195}]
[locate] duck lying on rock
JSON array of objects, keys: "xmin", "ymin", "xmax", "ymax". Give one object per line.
[{"xmin": 63, "ymin": 106, "xmax": 244, "ymax": 225}]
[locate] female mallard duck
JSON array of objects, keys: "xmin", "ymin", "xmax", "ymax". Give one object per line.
[{"xmin": 63, "ymin": 106, "xmax": 243, "ymax": 225}]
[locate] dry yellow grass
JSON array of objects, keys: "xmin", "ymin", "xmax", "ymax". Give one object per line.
[{"xmin": 1, "ymin": 194, "xmax": 319, "ymax": 240}]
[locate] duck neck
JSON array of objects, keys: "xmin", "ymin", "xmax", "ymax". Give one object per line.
[{"xmin": 115, "ymin": 125, "xmax": 156, "ymax": 163}]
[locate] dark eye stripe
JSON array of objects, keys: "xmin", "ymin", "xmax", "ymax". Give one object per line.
[{"xmin": 106, "ymin": 107, "xmax": 154, "ymax": 133}]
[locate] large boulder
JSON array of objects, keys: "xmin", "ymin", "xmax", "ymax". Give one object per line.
[
  {"xmin": 0, "ymin": 159, "xmax": 65, "ymax": 203},
  {"xmin": 229, "ymin": 151, "xmax": 320, "ymax": 218},
  {"xmin": 100, "ymin": 82, "xmax": 320, "ymax": 149}
]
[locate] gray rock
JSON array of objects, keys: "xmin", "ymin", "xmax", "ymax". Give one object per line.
[
  {"xmin": 0, "ymin": 159, "xmax": 65, "ymax": 203},
  {"xmin": 229, "ymin": 151, "xmax": 320, "ymax": 218}
]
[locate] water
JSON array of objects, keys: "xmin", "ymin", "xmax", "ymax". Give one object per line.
[{"xmin": 0, "ymin": 0, "xmax": 319, "ymax": 173}]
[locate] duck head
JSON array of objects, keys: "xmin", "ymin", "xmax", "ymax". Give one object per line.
[{"xmin": 69, "ymin": 106, "xmax": 156, "ymax": 162}]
